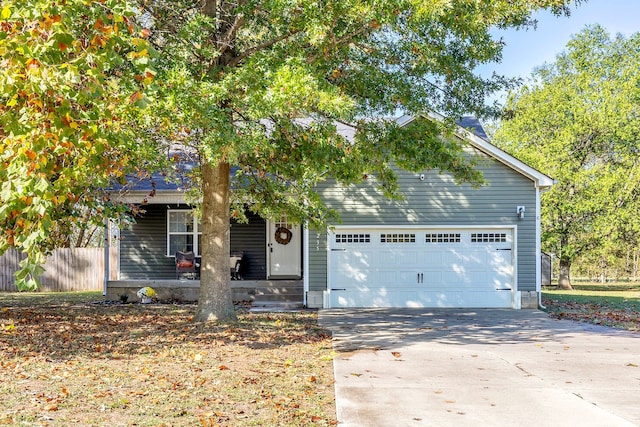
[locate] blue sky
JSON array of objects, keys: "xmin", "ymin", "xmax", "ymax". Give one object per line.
[{"xmin": 478, "ymin": 0, "xmax": 640, "ymax": 103}]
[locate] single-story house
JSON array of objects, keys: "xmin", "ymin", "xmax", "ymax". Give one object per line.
[{"xmin": 105, "ymin": 114, "xmax": 553, "ymax": 309}]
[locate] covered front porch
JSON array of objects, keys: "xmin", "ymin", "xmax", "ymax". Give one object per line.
[
  {"xmin": 106, "ymin": 279, "xmax": 304, "ymax": 309},
  {"xmin": 104, "ymin": 187, "xmax": 307, "ymax": 308}
]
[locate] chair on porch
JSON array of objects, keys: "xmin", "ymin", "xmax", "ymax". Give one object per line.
[
  {"xmin": 230, "ymin": 251, "xmax": 245, "ymax": 280},
  {"xmin": 175, "ymin": 251, "xmax": 197, "ymax": 279}
]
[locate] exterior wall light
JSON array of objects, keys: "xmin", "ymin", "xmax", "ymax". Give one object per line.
[{"xmin": 516, "ymin": 206, "xmax": 525, "ymax": 219}]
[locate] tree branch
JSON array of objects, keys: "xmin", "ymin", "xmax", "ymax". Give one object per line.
[
  {"xmin": 227, "ymin": 30, "xmax": 302, "ymax": 68},
  {"xmin": 217, "ymin": 11, "xmax": 245, "ymax": 57}
]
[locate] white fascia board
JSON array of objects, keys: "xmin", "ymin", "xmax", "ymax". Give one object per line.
[
  {"xmin": 111, "ymin": 190, "xmax": 189, "ymax": 205},
  {"xmin": 396, "ymin": 113, "xmax": 555, "ymax": 189}
]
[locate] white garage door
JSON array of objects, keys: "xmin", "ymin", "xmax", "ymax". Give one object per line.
[{"xmin": 328, "ymin": 228, "xmax": 515, "ymax": 308}]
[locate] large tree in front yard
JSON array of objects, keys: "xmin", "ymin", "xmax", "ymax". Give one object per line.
[
  {"xmin": 1, "ymin": 0, "xmax": 578, "ymax": 320},
  {"xmin": 137, "ymin": 0, "xmax": 578, "ymax": 322},
  {"xmin": 493, "ymin": 25, "xmax": 640, "ymax": 289}
]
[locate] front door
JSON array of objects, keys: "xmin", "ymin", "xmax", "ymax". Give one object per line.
[{"xmin": 267, "ymin": 218, "xmax": 302, "ymax": 278}]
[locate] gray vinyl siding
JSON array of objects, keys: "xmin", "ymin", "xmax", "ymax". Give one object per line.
[
  {"xmin": 120, "ymin": 204, "xmax": 174, "ymax": 279},
  {"xmin": 120, "ymin": 205, "xmax": 267, "ymax": 280},
  {"xmin": 230, "ymin": 213, "xmax": 267, "ymax": 280},
  {"xmin": 308, "ymin": 145, "xmax": 538, "ymax": 293}
]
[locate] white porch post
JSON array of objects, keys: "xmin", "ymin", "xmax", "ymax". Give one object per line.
[
  {"xmin": 103, "ymin": 218, "xmax": 110, "ymax": 296},
  {"xmin": 303, "ymin": 224, "xmax": 309, "ymax": 308}
]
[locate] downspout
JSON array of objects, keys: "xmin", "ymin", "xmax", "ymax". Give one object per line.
[
  {"xmin": 103, "ymin": 218, "xmax": 110, "ymax": 297},
  {"xmin": 537, "ymin": 185, "xmax": 552, "ymax": 310}
]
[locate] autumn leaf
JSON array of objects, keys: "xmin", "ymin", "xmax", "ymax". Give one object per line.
[
  {"xmin": 1, "ymin": 6, "xmax": 11, "ymax": 19},
  {"xmin": 44, "ymin": 403, "xmax": 59, "ymax": 411},
  {"xmin": 391, "ymin": 351, "xmax": 401, "ymax": 358},
  {"xmin": 129, "ymin": 91, "xmax": 143, "ymax": 103},
  {"xmin": 24, "ymin": 150, "xmax": 37, "ymax": 161}
]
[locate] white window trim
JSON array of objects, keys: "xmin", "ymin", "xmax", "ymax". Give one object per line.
[{"xmin": 167, "ymin": 209, "xmax": 201, "ymax": 257}]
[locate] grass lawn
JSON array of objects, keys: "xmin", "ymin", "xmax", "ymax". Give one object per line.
[
  {"xmin": 0, "ymin": 292, "xmax": 337, "ymax": 426},
  {"xmin": 543, "ymin": 282, "xmax": 640, "ymax": 332}
]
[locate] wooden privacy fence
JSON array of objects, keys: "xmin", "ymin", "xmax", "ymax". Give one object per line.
[{"xmin": 0, "ymin": 248, "xmax": 118, "ymax": 292}]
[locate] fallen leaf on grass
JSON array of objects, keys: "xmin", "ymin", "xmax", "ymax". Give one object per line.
[{"xmin": 218, "ymin": 365, "xmax": 229, "ymax": 371}]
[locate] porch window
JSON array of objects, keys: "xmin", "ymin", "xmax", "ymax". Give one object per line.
[{"xmin": 167, "ymin": 210, "xmax": 201, "ymax": 256}]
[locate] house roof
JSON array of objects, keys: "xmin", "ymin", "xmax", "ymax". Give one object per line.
[{"xmin": 455, "ymin": 116, "xmax": 490, "ymax": 140}]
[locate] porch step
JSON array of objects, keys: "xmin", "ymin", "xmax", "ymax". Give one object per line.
[
  {"xmin": 251, "ymin": 280, "xmax": 303, "ymax": 307},
  {"xmin": 249, "ymin": 301, "xmax": 304, "ymax": 312}
]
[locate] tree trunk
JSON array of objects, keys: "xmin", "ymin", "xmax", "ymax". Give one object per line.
[
  {"xmin": 557, "ymin": 257, "xmax": 573, "ymax": 290},
  {"xmin": 195, "ymin": 161, "xmax": 236, "ymax": 322}
]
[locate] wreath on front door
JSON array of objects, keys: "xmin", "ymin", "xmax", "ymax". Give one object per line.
[{"xmin": 274, "ymin": 226, "xmax": 292, "ymax": 245}]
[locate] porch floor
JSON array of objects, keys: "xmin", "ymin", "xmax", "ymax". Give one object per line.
[{"xmin": 106, "ymin": 279, "xmax": 303, "ymax": 307}]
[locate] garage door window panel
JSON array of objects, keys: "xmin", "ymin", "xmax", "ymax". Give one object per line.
[
  {"xmin": 471, "ymin": 233, "xmax": 508, "ymax": 243},
  {"xmin": 335, "ymin": 233, "xmax": 371, "ymax": 244},
  {"xmin": 425, "ymin": 233, "xmax": 461, "ymax": 243},
  {"xmin": 381, "ymin": 233, "xmax": 416, "ymax": 243}
]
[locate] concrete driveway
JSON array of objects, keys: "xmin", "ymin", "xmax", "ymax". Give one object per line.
[{"xmin": 318, "ymin": 309, "xmax": 640, "ymax": 427}]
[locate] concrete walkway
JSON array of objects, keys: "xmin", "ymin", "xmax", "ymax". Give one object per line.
[{"xmin": 318, "ymin": 309, "xmax": 640, "ymax": 427}]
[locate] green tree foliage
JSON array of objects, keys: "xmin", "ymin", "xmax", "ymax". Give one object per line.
[
  {"xmin": 494, "ymin": 25, "xmax": 640, "ymax": 289},
  {"xmin": 0, "ymin": 1, "xmax": 155, "ymax": 289},
  {"xmin": 134, "ymin": 0, "xmax": 576, "ymax": 321}
]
